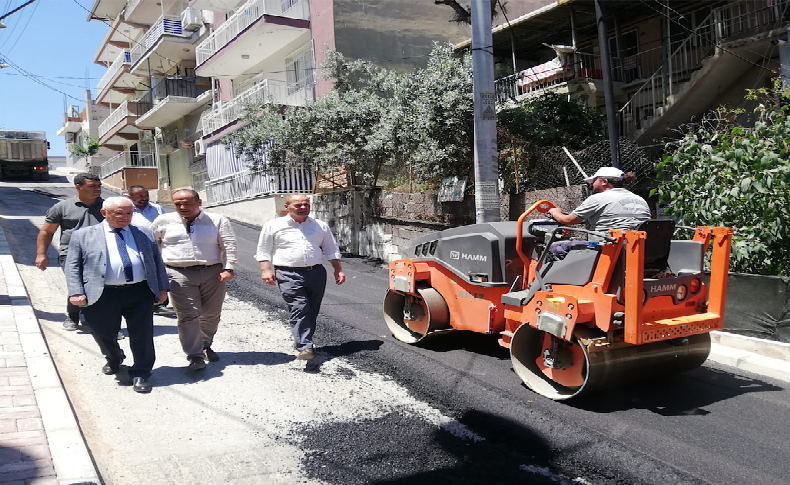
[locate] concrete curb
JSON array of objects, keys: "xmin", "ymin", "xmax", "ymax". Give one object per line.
[
  {"xmin": 708, "ymin": 331, "xmax": 790, "ymax": 383},
  {"xmin": 0, "ymin": 226, "xmax": 101, "ymax": 484}
]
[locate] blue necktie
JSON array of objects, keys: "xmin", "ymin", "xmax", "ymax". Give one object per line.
[{"xmin": 114, "ymin": 228, "xmax": 134, "ymax": 283}]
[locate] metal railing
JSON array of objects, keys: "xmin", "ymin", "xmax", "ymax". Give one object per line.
[
  {"xmin": 618, "ymin": 0, "xmax": 790, "ymax": 137},
  {"xmin": 494, "ymin": 53, "xmax": 622, "ymax": 103},
  {"xmin": 97, "ymin": 50, "xmax": 131, "ymax": 94},
  {"xmin": 100, "ymin": 150, "xmax": 156, "ymax": 178},
  {"xmin": 204, "ymin": 166, "xmax": 314, "ymax": 206},
  {"xmin": 130, "ymin": 15, "xmax": 189, "ymax": 67},
  {"xmin": 98, "ymin": 100, "xmax": 136, "ymax": 139},
  {"xmin": 135, "ymin": 76, "xmax": 212, "ymax": 117},
  {"xmin": 202, "ymin": 78, "xmax": 310, "ymax": 134},
  {"xmin": 195, "ymin": 0, "xmax": 310, "ymax": 66}
]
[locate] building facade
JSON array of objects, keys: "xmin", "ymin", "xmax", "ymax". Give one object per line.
[
  {"xmin": 84, "ymin": 0, "xmax": 481, "ymax": 222},
  {"xmin": 464, "ymin": 0, "xmax": 789, "ymax": 145},
  {"xmin": 56, "ymin": 90, "xmax": 116, "ymax": 173}
]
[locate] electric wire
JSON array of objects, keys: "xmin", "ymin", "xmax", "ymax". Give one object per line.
[
  {"xmin": 4, "ymin": 0, "xmax": 38, "ymax": 55},
  {"xmin": 0, "ymin": 50, "xmax": 83, "ymax": 102}
]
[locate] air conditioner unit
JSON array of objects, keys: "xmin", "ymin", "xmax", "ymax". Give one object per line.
[
  {"xmin": 140, "ymin": 130, "xmax": 154, "ymax": 141},
  {"xmin": 181, "ymin": 7, "xmax": 202, "ymax": 31},
  {"xmin": 65, "ymin": 132, "xmax": 75, "ymax": 143},
  {"xmin": 194, "ymin": 139, "xmax": 206, "ymax": 157}
]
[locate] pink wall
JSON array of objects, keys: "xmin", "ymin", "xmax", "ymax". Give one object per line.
[{"xmin": 309, "ymin": 0, "xmax": 336, "ymax": 98}]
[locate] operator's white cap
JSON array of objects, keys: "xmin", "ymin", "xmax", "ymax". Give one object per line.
[{"xmin": 585, "ymin": 166, "xmax": 624, "ymax": 183}]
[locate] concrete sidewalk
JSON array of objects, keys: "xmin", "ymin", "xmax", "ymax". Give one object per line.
[{"xmin": 0, "ymin": 226, "xmax": 99, "ymax": 485}]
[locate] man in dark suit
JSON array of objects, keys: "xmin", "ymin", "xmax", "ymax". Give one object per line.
[{"xmin": 65, "ymin": 197, "xmax": 169, "ymax": 393}]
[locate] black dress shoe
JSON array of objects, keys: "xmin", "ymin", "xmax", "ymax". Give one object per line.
[
  {"xmin": 102, "ymin": 363, "xmax": 120, "ymax": 375},
  {"xmin": 132, "ymin": 377, "xmax": 152, "ymax": 393}
]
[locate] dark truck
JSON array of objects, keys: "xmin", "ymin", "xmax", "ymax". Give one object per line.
[{"xmin": 0, "ymin": 130, "xmax": 50, "ymax": 180}]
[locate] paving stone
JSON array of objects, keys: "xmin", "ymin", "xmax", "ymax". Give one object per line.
[
  {"xmin": 0, "ymin": 407, "xmax": 41, "ymax": 420},
  {"xmin": 0, "ymin": 458, "xmax": 53, "ymax": 475},
  {"xmin": 0, "ymin": 445, "xmax": 22, "ymax": 464},
  {"xmin": 26, "ymin": 478, "xmax": 59, "ymax": 485},
  {"xmin": 0, "ymin": 464, "xmax": 56, "ymax": 482},
  {"xmin": 0, "ymin": 418, "xmax": 17, "ymax": 433},
  {"xmin": 0, "ymin": 369, "xmax": 27, "ymax": 376},
  {"xmin": 12, "ymin": 395, "xmax": 37, "ymax": 407},
  {"xmin": 17, "ymin": 444, "xmax": 51, "ymax": 462},
  {"xmin": 0, "ymin": 430, "xmax": 47, "ymax": 443},
  {"xmin": 7, "ymin": 376, "xmax": 29, "ymax": 386},
  {"xmin": 15, "ymin": 419, "xmax": 42, "ymax": 432},
  {"xmin": 4, "ymin": 358, "xmax": 26, "ymax": 368},
  {"xmin": 0, "ymin": 396, "xmax": 14, "ymax": 408}
]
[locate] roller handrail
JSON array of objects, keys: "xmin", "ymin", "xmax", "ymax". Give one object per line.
[{"xmin": 515, "ymin": 200, "xmax": 556, "ymax": 271}]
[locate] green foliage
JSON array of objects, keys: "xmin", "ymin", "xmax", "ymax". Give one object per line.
[
  {"xmin": 658, "ymin": 79, "xmax": 790, "ymax": 275},
  {"xmin": 225, "ymin": 43, "xmax": 473, "ymax": 188},
  {"xmin": 68, "ymin": 136, "xmax": 101, "ymax": 160},
  {"xmin": 497, "ymin": 93, "xmax": 605, "ymax": 192}
]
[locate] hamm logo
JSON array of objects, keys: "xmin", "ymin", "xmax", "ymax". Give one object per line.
[
  {"xmin": 462, "ymin": 253, "xmax": 487, "ymax": 262},
  {"xmin": 650, "ymin": 283, "xmax": 677, "ymax": 293},
  {"xmin": 450, "ymin": 251, "xmax": 460, "ymax": 259}
]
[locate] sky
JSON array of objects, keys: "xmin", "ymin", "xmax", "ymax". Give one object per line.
[{"xmin": 0, "ymin": 0, "xmax": 109, "ymax": 156}]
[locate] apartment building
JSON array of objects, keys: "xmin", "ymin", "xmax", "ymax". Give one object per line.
[
  {"xmin": 83, "ymin": 0, "xmax": 492, "ymax": 220},
  {"xmin": 56, "ymin": 90, "xmax": 116, "ymax": 173},
  {"xmin": 86, "ymin": 0, "xmax": 213, "ymax": 198},
  {"xmin": 467, "ymin": 0, "xmax": 789, "ymax": 145}
]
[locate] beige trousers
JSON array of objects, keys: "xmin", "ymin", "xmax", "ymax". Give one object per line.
[{"xmin": 166, "ymin": 264, "xmax": 226, "ymax": 360}]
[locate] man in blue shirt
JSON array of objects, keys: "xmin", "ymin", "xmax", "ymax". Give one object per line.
[
  {"xmin": 127, "ymin": 185, "xmax": 175, "ymax": 316},
  {"xmin": 128, "ymin": 185, "xmax": 165, "ymax": 228}
]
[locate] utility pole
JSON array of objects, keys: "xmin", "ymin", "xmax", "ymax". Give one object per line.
[
  {"xmin": 594, "ymin": 0, "xmax": 620, "ymax": 168},
  {"xmin": 471, "ymin": 0, "xmax": 500, "ymax": 223}
]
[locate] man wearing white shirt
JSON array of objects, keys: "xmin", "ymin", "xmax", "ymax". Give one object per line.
[
  {"xmin": 150, "ymin": 189, "xmax": 238, "ymax": 371},
  {"xmin": 256, "ymin": 194, "xmax": 345, "ymax": 360}
]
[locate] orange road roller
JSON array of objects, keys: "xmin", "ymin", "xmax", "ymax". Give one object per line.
[{"xmin": 383, "ymin": 200, "xmax": 733, "ymax": 400}]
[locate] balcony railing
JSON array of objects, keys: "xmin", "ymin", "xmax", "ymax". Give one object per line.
[
  {"xmin": 130, "ymin": 15, "xmax": 189, "ymax": 67},
  {"xmin": 494, "ymin": 53, "xmax": 622, "ymax": 103},
  {"xmin": 100, "ymin": 150, "xmax": 156, "ymax": 178},
  {"xmin": 202, "ymin": 78, "xmax": 310, "ymax": 134},
  {"xmin": 97, "ymin": 50, "xmax": 131, "ymax": 94},
  {"xmin": 205, "ymin": 166, "xmax": 314, "ymax": 206},
  {"xmin": 98, "ymin": 100, "xmax": 136, "ymax": 139},
  {"xmin": 135, "ymin": 76, "xmax": 212, "ymax": 117},
  {"xmin": 617, "ymin": 0, "xmax": 789, "ymax": 137},
  {"xmin": 195, "ymin": 0, "xmax": 310, "ymax": 66}
]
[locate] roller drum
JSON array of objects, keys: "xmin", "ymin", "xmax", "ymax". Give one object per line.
[
  {"xmin": 383, "ymin": 287, "xmax": 450, "ymax": 344},
  {"xmin": 511, "ymin": 324, "xmax": 711, "ymax": 400}
]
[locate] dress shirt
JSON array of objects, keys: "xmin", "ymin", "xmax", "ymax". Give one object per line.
[
  {"xmin": 131, "ymin": 201, "xmax": 165, "ymax": 228},
  {"xmin": 255, "ymin": 215, "xmax": 341, "ymax": 266},
  {"xmin": 150, "ymin": 210, "xmax": 237, "ymax": 270},
  {"xmin": 103, "ymin": 221, "xmax": 145, "ymax": 285}
]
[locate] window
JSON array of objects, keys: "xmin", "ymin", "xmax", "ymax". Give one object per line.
[{"xmin": 285, "ymin": 41, "xmax": 315, "ymax": 96}]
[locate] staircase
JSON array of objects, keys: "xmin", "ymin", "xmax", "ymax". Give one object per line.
[{"xmin": 619, "ymin": 0, "xmax": 790, "ymax": 143}]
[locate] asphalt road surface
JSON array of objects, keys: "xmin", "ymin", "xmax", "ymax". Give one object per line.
[{"xmin": 1, "ymin": 174, "xmax": 788, "ymax": 485}]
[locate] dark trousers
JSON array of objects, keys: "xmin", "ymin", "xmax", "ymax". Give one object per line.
[
  {"xmin": 275, "ymin": 265, "xmax": 327, "ymax": 351},
  {"xmin": 81, "ymin": 282, "xmax": 156, "ymax": 379},
  {"xmin": 58, "ymin": 255, "xmax": 81, "ymax": 323}
]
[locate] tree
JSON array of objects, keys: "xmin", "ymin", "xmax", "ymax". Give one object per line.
[
  {"xmin": 225, "ymin": 43, "xmax": 474, "ymax": 189},
  {"xmin": 497, "ymin": 92, "xmax": 605, "ymax": 192},
  {"xmin": 656, "ymin": 81, "xmax": 790, "ymax": 275},
  {"xmin": 68, "ymin": 136, "xmax": 101, "ymax": 160},
  {"xmin": 434, "ymin": 0, "xmax": 506, "ymax": 24}
]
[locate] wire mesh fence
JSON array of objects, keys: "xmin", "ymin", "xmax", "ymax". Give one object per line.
[{"xmin": 506, "ymin": 137, "xmax": 658, "ymax": 193}]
